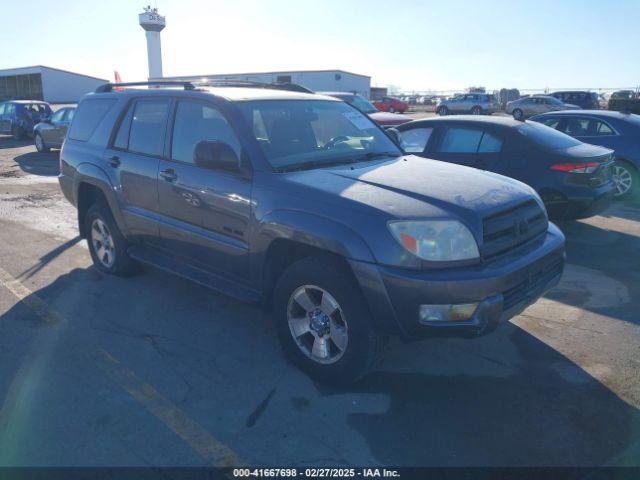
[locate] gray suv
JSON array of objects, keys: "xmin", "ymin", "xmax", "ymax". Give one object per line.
[
  {"xmin": 58, "ymin": 81, "xmax": 565, "ymax": 383},
  {"xmin": 436, "ymin": 93, "xmax": 499, "ymax": 116}
]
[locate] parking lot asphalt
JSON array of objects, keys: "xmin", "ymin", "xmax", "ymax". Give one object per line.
[{"xmin": 0, "ymin": 137, "xmax": 639, "ymax": 467}]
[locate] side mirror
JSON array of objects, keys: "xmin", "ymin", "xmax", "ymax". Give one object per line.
[
  {"xmin": 385, "ymin": 127, "xmax": 403, "ymax": 149},
  {"xmin": 194, "ymin": 140, "xmax": 239, "ymax": 172}
]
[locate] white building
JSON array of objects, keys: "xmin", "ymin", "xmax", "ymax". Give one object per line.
[
  {"xmin": 0, "ymin": 66, "xmax": 108, "ymax": 103},
  {"xmin": 163, "ymin": 69, "xmax": 372, "ymax": 98}
]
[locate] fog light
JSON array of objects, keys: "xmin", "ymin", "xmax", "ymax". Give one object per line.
[{"xmin": 419, "ymin": 303, "xmax": 478, "ymax": 323}]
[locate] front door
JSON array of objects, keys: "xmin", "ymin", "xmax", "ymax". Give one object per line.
[
  {"xmin": 40, "ymin": 108, "xmax": 66, "ymax": 146},
  {"xmin": 158, "ymin": 99, "xmax": 252, "ymax": 282}
]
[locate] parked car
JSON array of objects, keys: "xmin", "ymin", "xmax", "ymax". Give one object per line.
[
  {"xmin": 320, "ymin": 91, "xmax": 411, "ymax": 127},
  {"xmin": 608, "ymin": 90, "xmax": 640, "ymax": 115},
  {"xmin": 373, "ymin": 96, "xmax": 408, "ymax": 113},
  {"xmin": 506, "ymin": 95, "xmax": 580, "ymax": 120},
  {"xmin": 58, "ymin": 81, "xmax": 565, "ymax": 383},
  {"xmin": 396, "ymin": 116, "xmax": 615, "ymax": 220},
  {"xmin": 530, "ymin": 110, "xmax": 640, "ymax": 198},
  {"xmin": 436, "ymin": 93, "xmax": 499, "ymax": 116},
  {"xmin": 550, "ymin": 91, "xmax": 599, "ymax": 110},
  {"xmin": 33, "ymin": 106, "xmax": 76, "ymax": 152},
  {"xmin": 0, "ymin": 100, "xmax": 53, "ymax": 139}
]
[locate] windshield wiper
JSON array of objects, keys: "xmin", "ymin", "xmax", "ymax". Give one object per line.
[{"xmin": 277, "ymin": 152, "xmax": 400, "ymax": 173}]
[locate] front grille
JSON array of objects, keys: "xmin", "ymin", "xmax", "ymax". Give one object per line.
[
  {"xmin": 503, "ymin": 258, "xmax": 564, "ymax": 310},
  {"xmin": 482, "ymin": 200, "xmax": 548, "ymax": 259}
]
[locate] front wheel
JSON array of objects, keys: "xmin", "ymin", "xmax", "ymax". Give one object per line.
[
  {"xmin": 34, "ymin": 133, "xmax": 49, "ymax": 152},
  {"xmin": 471, "ymin": 106, "xmax": 483, "ymax": 115},
  {"xmin": 437, "ymin": 106, "xmax": 449, "ymax": 116},
  {"xmin": 85, "ymin": 202, "xmax": 137, "ymax": 276},
  {"xmin": 273, "ymin": 256, "xmax": 382, "ymax": 384},
  {"xmin": 612, "ymin": 161, "xmax": 637, "ymax": 199},
  {"xmin": 512, "ymin": 108, "xmax": 524, "ymax": 121}
]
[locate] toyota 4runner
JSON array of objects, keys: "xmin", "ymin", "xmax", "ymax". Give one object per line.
[{"xmin": 59, "ymin": 81, "xmax": 565, "ymax": 384}]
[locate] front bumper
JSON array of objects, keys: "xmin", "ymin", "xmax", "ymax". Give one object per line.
[{"xmin": 349, "ymin": 223, "xmax": 565, "ymax": 338}]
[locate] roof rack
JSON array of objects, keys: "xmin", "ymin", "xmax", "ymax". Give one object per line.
[
  {"xmin": 95, "ymin": 81, "xmax": 196, "ymax": 93},
  {"xmin": 194, "ymin": 79, "xmax": 315, "ymax": 94}
]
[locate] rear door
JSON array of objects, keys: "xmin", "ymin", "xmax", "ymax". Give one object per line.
[
  {"xmin": 105, "ymin": 97, "xmax": 170, "ymax": 244},
  {"xmin": 427, "ymin": 125, "xmax": 507, "ymax": 174},
  {"xmin": 158, "ymin": 98, "xmax": 252, "ymax": 281}
]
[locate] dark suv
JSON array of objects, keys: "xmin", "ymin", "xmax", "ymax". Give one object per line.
[
  {"xmin": 550, "ymin": 91, "xmax": 599, "ymax": 110},
  {"xmin": 59, "ymin": 81, "xmax": 565, "ymax": 383},
  {"xmin": 0, "ymin": 100, "xmax": 53, "ymax": 139}
]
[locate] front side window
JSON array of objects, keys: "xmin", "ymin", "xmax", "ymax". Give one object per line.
[
  {"xmin": 539, "ymin": 117, "xmax": 560, "ymax": 129},
  {"xmin": 565, "ymin": 118, "xmax": 590, "ymax": 136},
  {"xmin": 594, "ymin": 120, "xmax": 615, "ymax": 135},
  {"xmin": 400, "ymin": 127, "xmax": 434, "ymax": 153},
  {"xmin": 128, "ymin": 99, "xmax": 170, "ymax": 156},
  {"xmin": 66, "ymin": 108, "xmax": 76, "ymax": 122},
  {"xmin": 438, "ymin": 128, "xmax": 483, "ymax": 153},
  {"xmin": 237, "ymin": 100, "xmax": 400, "ymax": 170},
  {"xmin": 171, "ymin": 101, "xmax": 241, "ymax": 164}
]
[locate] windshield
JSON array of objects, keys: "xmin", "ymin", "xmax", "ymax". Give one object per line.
[
  {"xmin": 518, "ymin": 121, "xmax": 582, "ymax": 150},
  {"xmin": 238, "ymin": 99, "xmax": 401, "ymax": 170},
  {"xmin": 548, "ymin": 97, "xmax": 564, "ymax": 105},
  {"xmin": 347, "ymin": 94, "xmax": 378, "ymax": 114}
]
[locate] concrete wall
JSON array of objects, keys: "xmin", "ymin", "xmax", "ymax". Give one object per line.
[
  {"xmin": 168, "ymin": 70, "xmax": 372, "ymax": 98},
  {"xmin": 41, "ymin": 67, "xmax": 107, "ymax": 103}
]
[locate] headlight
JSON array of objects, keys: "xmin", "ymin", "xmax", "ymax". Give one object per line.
[{"xmin": 388, "ymin": 220, "xmax": 479, "ymax": 262}]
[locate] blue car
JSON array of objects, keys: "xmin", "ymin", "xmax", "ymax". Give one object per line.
[
  {"xmin": 530, "ymin": 110, "xmax": 640, "ymax": 198},
  {"xmin": 0, "ymin": 100, "xmax": 53, "ymax": 140},
  {"xmin": 395, "ymin": 116, "xmax": 616, "ymax": 220}
]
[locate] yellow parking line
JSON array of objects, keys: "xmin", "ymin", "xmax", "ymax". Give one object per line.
[
  {"xmin": 0, "ymin": 265, "xmax": 60, "ymax": 325},
  {"xmin": 97, "ymin": 348, "xmax": 243, "ymax": 467},
  {"xmin": 0, "ymin": 265, "xmax": 242, "ymax": 467}
]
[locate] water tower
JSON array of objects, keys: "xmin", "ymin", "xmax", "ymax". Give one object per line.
[{"xmin": 139, "ymin": 6, "xmax": 166, "ymax": 79}]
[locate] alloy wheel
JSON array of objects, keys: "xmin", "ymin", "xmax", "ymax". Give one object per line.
[
  {"xmin": 612, "ymin": 164, "xmax": 633, "ymax": 196},
  {"xmin": 91, "ymin": 218, "xmax": 116, "ymax": 268},
  {"xmin": 35, "ymin": 134, "xmax": 44, "ymax": 152},
  {"xmin": 287, "ymin": 285, "xmax": 349, "ymax": 365}
]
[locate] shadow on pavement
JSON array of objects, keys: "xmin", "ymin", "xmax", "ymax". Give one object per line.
[
  {"xmin": 0, "ymin": 263, "xmax": 638, "ymax": 466},
  {"xmin": 12, "ymin": 151, "xmax": 59, "ymax": 177},
  {"xmin": 0, "ymin": 136, "xmax": 32, "ymax": 149}
]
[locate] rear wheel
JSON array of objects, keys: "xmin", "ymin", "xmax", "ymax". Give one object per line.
[
  {"xmin": 273, "ymin": 256, "xmax": 382, "ymax": 384},
  {"xmin": 85, "ymin": 202, "xmax": 137, "ymax": 276},
  {"xmin": 513, "ymin": 108, "xmax": 524, "ymax": 121},
  {"xmin": 612, "ymin": 161, "xmax": 637, "ymax": 199},
  {"xmin": 471, "ymin": 106, "xmax": 483, "ymax": 115},
  {"xmin": 34, "ymin": 133, "xmax": 49, "ymax": 152},
  {"xmin": 389, "ymin": 107, "xmax": 396, "ymax": 113}
]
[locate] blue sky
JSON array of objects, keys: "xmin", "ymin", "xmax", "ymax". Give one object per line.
[{"xmin": 2, "ymin": 0, "xmax": 639, "ymax": 92}]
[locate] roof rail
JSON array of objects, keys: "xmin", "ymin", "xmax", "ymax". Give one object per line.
[
  {"xmin": 95, "ymin": 81, "xmax": 196, "ymax": 93},
  {"xmin": 194, "ymin": 79, "xmax": 315, "ymax": 94}
]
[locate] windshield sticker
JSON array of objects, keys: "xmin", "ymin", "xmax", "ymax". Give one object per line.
[{"xmin": 342, "ymin": 111, "xmax": 372, "ymax": 130}]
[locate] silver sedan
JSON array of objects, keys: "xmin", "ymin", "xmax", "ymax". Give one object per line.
[{"xmin": 506, "ymin": 96, "xmax": 579, "ymax": 120}]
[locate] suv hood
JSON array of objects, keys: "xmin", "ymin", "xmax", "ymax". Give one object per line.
[
  {"xmin": 368, "ymin": 111, "xmax": 411, "ymax": 126},
  {"xmin": 284, "ymin": 155, "xmax": 536, "ymax": 226}
]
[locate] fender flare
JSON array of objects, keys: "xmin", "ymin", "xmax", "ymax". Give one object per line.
[{"xmin": 73, "ymin": 163, "xmax": 128, "ymax": 237}]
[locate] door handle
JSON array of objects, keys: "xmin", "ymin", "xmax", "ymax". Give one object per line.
[
  {"xmin": 107, "ymin": 156, "xmax": 121, "ymax": 167},
  {"xmin": 160, "ymin": 168, "xmax": 177, "ymax": 182}
]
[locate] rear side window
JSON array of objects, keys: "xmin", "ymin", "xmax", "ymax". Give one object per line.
[
  {"xmin": 171, "ymin": 101, "xmax": 241, "ymax": 164},
  {"xmin": 538, "ymin": 117, "xmax": 560, "ymax": 129},
  {"xmin": 68, "ymin": 99, "xmax": 116, "ymax": 141},
  {"xmin": 400, "ymin": 127, "xmax": 433, "ymax": 153},
  {"xmin": 478, "ymin": 132, "xmax": 503, "ymax": 153},
  {"xmin": 438, "ymin": 128, "xmax": 483, "ymax": 153},
  {"xmin": 128, "ymin": 99, "xmax": 170, "ymax": 157}
]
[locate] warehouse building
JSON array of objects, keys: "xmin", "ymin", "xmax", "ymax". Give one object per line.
[
  {"xmin": 163, "ymin": 69, "xmax": 372, "ymax": 98},
  {"xmin": 0, "ymin": 66, "xmax": 107, "ymax": 103}
]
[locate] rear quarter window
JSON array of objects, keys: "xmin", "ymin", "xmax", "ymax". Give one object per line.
[{"xmin": 68, "ymin": 98, "xmax": 116, "ymax": 142}]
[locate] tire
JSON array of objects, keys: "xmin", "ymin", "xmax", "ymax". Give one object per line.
[
  {"xmin": 389, "ymin": 107, "xmax": 396, "ymax": 113},
  {"xmin": 273, "ymin": 255, "xmax": 382, "ymax": 384},
  {"xmin": 513, "ymin": 109, "xmax": 524, "ymax": 121},
  {"xmin": 437, "ymin": 106, "xmax": 449, "ymax": 116},
  {"xmin": 84, "ymin": 202, "xmax": 137, "ymax": 276},
  {"xmin": 34, "ymin": 133, "xmax": 49, "ymax": 152},
  {"xmin": 12, "ymin": 125, "xmax": 26, "ymax": 140},
  {"xmin": 612, "ymin": 161, "xmax": 637, "ymax": 199},
  {"xmin": 471, "ymin": 106, "xmax": 483, "ymax": 115}
]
